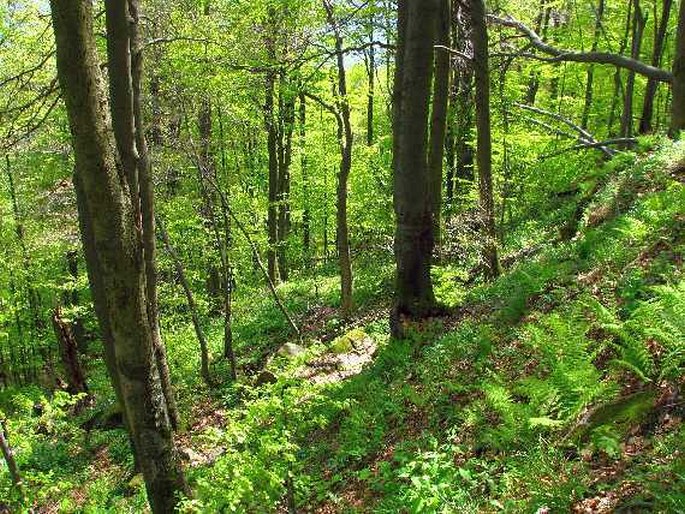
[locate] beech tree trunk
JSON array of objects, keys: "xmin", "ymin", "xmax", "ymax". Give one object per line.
[
  {"xmin": 640, "ymin": 0, "xmax": 673, "ymax": 134},
  {"xmin": 277, "ymin": 81, "xmax": 294, "ymax": 282},
  {"xmin": 49, "ymin": 1, "xmax": 187, "ymax": 511},
  {"xmin": 670, "ymin": 0, "xmax": 685, "ymax": 135},
  {"xmin": 392, "ymin": 0, "xmax": 439, "ymax": 321},
  {"xmin": 470, "ymin": 0, "xmax": 501, "ymax": 279}
]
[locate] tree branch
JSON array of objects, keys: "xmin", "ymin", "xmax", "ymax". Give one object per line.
[{"xmin": 489, "ymin": 14, "xmax": 673, "ymax": 83}]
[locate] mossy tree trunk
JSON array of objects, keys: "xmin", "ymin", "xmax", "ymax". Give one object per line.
[{"xmin": 49, "ymin": 1, "xmax": 187, "ymax": 511}]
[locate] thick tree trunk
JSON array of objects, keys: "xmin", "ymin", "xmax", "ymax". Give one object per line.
[
  {"xmin": 471, "ymin": 0, "xmax": 501, "ymax": 279},
  {"xmin": 640, "ymin": 0, "xmax": 673, "ymax": 133},
  {"xmin": 392, "ymin": 0, "xmax": 439, "ymax": 321},
  {"xmin": 49, "ymin": 1, "xmax": 187, "ymax": 511},
  {"xmin": 670, "ymin": 0, "xmax": 685, "ymax": 135},
  {"xmin": 52, "ymin": 307, "xmax": 88, "ymax": 395},
  {"xmin": 428, "ymin": 0, "xmax": 451, "ymax": 251}
]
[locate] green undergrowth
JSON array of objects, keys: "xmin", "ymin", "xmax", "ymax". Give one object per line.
[{"xmin": 2, "ymin": 142, "xmax": 684, "ymax": 512}]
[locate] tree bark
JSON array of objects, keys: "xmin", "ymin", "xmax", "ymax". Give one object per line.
[
  {"xmin": 392, "ymin": 0, "xmax": 439, "ymax": 321},
  {"xmin": 299, "ymin": 92, "xmax": 311, "ymax": 261},
  {"xmin": 620, "ymin": 0, "xmax": 647, "ymax": 141},
  {"xmin": 49, "ymin": 1, "xmax": 187, "ymax": 511},
  {"xmin": 471, "ymin": 0, "xmax": 500, "ymax": 279},
  {"xmin": 670, "ymin": 0, "xmax": 685, "ymax": 135},
  {"xmin": 428, "ymin": 0, "xmax": 451, "ymax": 252},
  {"xmin": 0, "ymin": 419, "xmax": 21, "ymax": 489},
  {"xmin": 52, "ymin": 307, "xmax": 88, "ymax": 395},
  {"xmin": 324, "ymin": 0, "xmax": 354, "ymax": 318},
  {"xmin": 265, "ymin": 60, "xmax": 279, "ymax": 283},
  {"xmin": 640, "ymin": 0, "xmax": 673, "ymax": 134},
  {"xmin": 277, "ymin": 79, "xmax": 294, "ymax": 282}
]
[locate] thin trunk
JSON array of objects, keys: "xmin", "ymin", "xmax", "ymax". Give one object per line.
[
  {"xmin": 525, "ymin": 1, "xmax": 551, "ymax": 105},
  {"xmin": 52, "ymin": 307, "xmax": 88, "ymax": 395},
  {"xmin": 265, "ymin": 66, "xmax": 279, "ymax": 283},
  {"xmin": 64, "ymin": 250, "xmax": 87, "ymax": 352},
  {"xmin": 428, "ymin": 0, "xmax": 451, "ymax": 252},
  {"xmin": 159, "ymin": 219, "xmax": 211, "ymax": 385},
  {"xmin": 50, "ymin": 1, "xmax": 187, "ymax": 511},
  {"xmin": 0, "ymin": 420, "xmax": 21, "ymax": 489},
  {"xmin": 130, "ymin": 0, "xmax": 179, "ymax": 430},
  {"xmin": 581, "ymin": 0, "xmax": 605, "ymax": 130},
  {"xmin": 471, "ymin": 0, "xmax": 501, "ymax": 278},
  {"xmin": 299, "ymin": 92, "xmax": 311, "ymax": 261},
  {"xmin": 609, "ymin": 1, "xmax": 634, "ymax": 135},
  {"xmin": 640, "ymin": 0, "xmax": 673, "ymax": 133},
  {"xmin": 366, "ymin": 4, "xmax": 376, "ymax": 146},
  {"xmin": 277, "ymin": 80, "xmax": 294, "ymax": 282},
  {"xmin": 620, "ymin": 0, "xmax": 646, "ymax": 141},
  {"xmin": 392, "ymin": 0, "xmax": 439, "ymax": 323},
  {"xmin": 324, "ymin": 1, "xmax": 354, "ymax": 318}
]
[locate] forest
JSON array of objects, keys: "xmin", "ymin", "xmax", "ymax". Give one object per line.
[{"xmin": 0, "ymin": 0, "xmax": 684, "ymax": 512}]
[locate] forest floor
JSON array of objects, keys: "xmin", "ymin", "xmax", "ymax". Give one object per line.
[{"xmin": 1, "ymin": 141, "xmax": 685, "ymax": 512}]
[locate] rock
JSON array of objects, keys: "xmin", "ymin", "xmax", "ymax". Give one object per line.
[
  {"xmin": 277, "ymin": 342, "xmax": 305, "ymax": 358},
  {"xmin": 331, "ymin": 329, "xmax": 369, "ymax": 354},
  {"xmin": 255, "ymin": 370, "xmax": 278, "ymax": 386},
  {"xmin": 179, "ymin": 447, "xmax": 204, "ymax": 466}
]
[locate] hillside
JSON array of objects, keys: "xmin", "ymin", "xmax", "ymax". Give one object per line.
[{"xmin": 2, "ymin": 141, "xmax": 683, "ymax": 512}]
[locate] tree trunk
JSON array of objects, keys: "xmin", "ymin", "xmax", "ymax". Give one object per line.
[
  {"xmin": 63, "ymin": 250, "xmax": 87, "ymax": 353},
  {"xmin": 470, "ymin": 0, "xmax": 501, "ymax": 279},
  {"xmin": 129, "ymin": 0, "xmax": 180, "ymax": 430},
  {"xmin": 640, "ymin": 0, "xmax": 673, "ymax": 133},
  {"xmin": 299, "ymin": 92, "xmax": 311, "ymax": 261},
  {"xmin": 49, "ymin": 1, "xmax": 187, "ymax": 511},
  {"xmin": 265, "ymin": 64, "xmax": 279, "ymax": 283},
  {"xmin": 392, "ymin": 0, "xmax": 439, "ymax": 322},
  {"xmin": 670, "ymin": 0, "xmax": 685, "ymax": 135},
  {"xmin": 52, "ymin": 307, "xmax": 88, "ymax": 395},
  {"xmin": 366, "ymin": 3, "xmax": 376, "ymax": 146},
  {"xmin": 581, "ymin": 0, "xmax": 605, "ymax": 130},
  {"xmin": 0, "ymin": 420, "xmax": 21, "ymax": 489},
  {"xmin": 159, "ymin": 220, "xmax": 211, "ymax": 385},
  {"xmin": 324, "ymin": 1, "xmax": 354, "ymax": 318},
  {"xmin": 428, "ymin": 0, "xmax": 451, "ymax": 252},
  {"xmin": 524, "ymin": 1, "xmax": 551, "ymax": 106},
  {"xmin": 620, "ymin": 0, "xmax": 646, "ymax": 141},
  {"xmin": 277, "ymin": 79, "xmax": 294, "ymax": 282}
]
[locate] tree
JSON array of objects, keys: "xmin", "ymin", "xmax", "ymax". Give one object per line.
[
  {"xmin": 470, "ymin": 0, "xmax": 500, "ymax": 279},
  {"xmin": 670, "ymin": 0, "xmax": 685, "ymax": 136},
  {"xmin": 49, "ymin": 0, "xmax": 187, "ymax": 511},
  {"xmin": 392, "ymin": 0, "xmax": 440, "ymax": 328}
]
